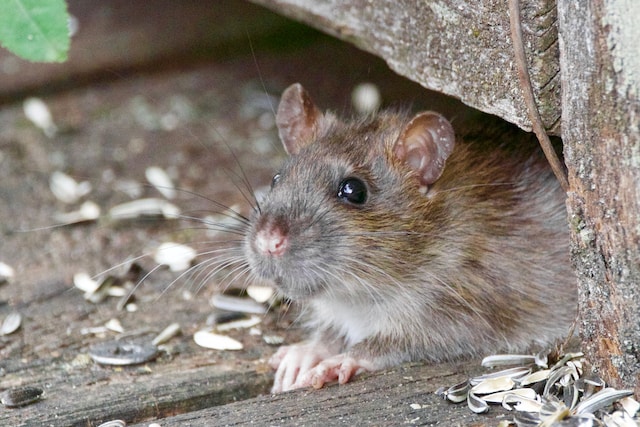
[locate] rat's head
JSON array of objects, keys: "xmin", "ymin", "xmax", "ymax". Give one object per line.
[{"xmin": 244, "ymin": 83, "xmax": 456, "ymax": 300}]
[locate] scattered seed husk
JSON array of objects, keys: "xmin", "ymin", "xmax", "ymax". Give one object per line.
[
  {"xmin": 543, "ymin": 366, "xmax": 578, "ymax": 397},
  {"xmin": 539, "ymin": 396, "xmax": 571, "ymax": 425},
  {"xmin": 206, "ymin": 311, "xmax": 247, "ymax": 326},
  {"xmin": 23, "ymin": 97, "xmax": 57, "ymax": 137},
  {"xmin": 470, "ymin": 376, "xmax": 515, "ymax": 395},
  {"xmin": 89, "ymin": 341, "xmax": 159, "ymax": 366},
  {"xmin": 193, "ymin": 330, "xmax": 243, "ymax": 351},
  {"xmin": 436, "ymin": 380, "xmax": 470, "ymax": 403},
  {"xmin": 124, "ymin": 303, "xmax": 138, "ymax": 312},
  {"xmin": 520, "ymin": 369, "xmax": 551, "ymax": 386},
  {"xmin": 80, "ymin": 326, "xmax": 110, "ymax": 335},
  {"xmin": 107, "ymin": 286, "xmax": 128, "ymax": 297},
  {"xmin": 471, "ymin": 366, "xmax": 532, "ymax": 385},
  {"xmin": 0, "ymin": 386, "xmax": 43, "ymax": 408},
  {"xmin": 83, "ymin": 275, "xmax": 120, "ymax": 304},
  {"xmin": 619, "ymin": 396, "xmax": 640, "ymax": 418},
  {"xmin": 214, "ymin": 315, "xmax": 261, "ymax": 332},
  {"xmin": 210, "ymin": 294, "xmax": 267, "ymax": 315},
  {"xmin": 145, "ymin": 166, "xmax": 176, "ymax": 199},
  {"xmin": 54, "ymin": 200, "xmax": 101, "ymax": 224},
  {"xmin": 246, "ymin": 284, "xmax": 275, "ymax": 304},
  {"xmin": 505, "ymin": 395, "xmax": 544, "ymax": 413},
  {"xmin": 108, "ymin": 198, "xmax": 180, "ymax": 220},
  {"xmin": 0, "ymin": 312, "xmax": 22, "ymax": 335},
  {"xmin": 481, "ymin": 387, "xmax": 537, "ymax": 404},
  {"xmin": 467, "ymin": 391, "xmax": 489, "ymax": 414},
  {"xmin": 104, "ymin": 318, "xmax": 124, "ymax": 334},
  {"xmin": 152, "ymin": 323, "xmax": 181, "ymax": 346},
  {"xmin": 263, "ymin": 334, "xmax": 285, "ymax": 345},
  {"xmin": 97, "ymin": 420, "xmax": 126, "ymax": 427},
  {"xmin": 0, "ymin": 262, "xmax": 15, "ymax": 285},
  {"xmin": 442, "ymin": 350, "xmax": 638, "ymax": 425},
  {"xmin": 603, "ymin": 410, "xmax": 637, "ymax": 427},
  {"xmin": 49, "ymin": 171, "xmax": 92, "ymax": 204},
  {"xmin": 574, "ymin": 388, "xmax": 634, "ymax": 415},
  {"xmin": 409, "ymin": 403, "xmax": 422, "ymax": 410},
  {"xmin": 154, "ymin": 242, "xmax": 196, "ymax": 272},
  {"xmin": 481, "ymin": 354, "xmax": 537, "ymax": 368},
  {"xmin": 513, "ymin": 410, "xmax": 541, "ymax": 427},
  {"xmin": 73, "ymin": 272, "xmax": 100, "ymax": 293}
]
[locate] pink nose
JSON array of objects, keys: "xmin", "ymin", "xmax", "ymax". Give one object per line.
[{"xmin": 255, "ymin": 228, "xmax": 289, "ymax": 256}]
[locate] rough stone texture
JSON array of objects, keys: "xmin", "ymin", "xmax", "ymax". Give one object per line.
[
  {"xmin": 248, "ymin": 0, "xmax": 561, "ymax": 134},
  {"xmin": 559, "ymin": 0, "xmax": 640, "ymax": 395}
]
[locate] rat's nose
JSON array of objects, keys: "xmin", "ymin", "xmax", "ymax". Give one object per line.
[{"xmin": 255, "ymin": 227, "xmax": 289, "ymax": 257}]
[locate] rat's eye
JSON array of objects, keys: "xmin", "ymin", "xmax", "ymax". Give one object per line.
[
  {"xmin": 337, "ymin": 177, "xmax": 368, "ymax": 205},
  {"xmin": 271, "ymin": 173, "xmax": 281, "ymax": 188}
]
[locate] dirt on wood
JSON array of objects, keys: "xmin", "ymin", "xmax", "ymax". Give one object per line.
[{"xmin": 0, "ymin": 2, "xmax": 505, "ymax": 426}]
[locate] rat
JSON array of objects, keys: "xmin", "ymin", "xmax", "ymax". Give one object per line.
[{"xmin": 244, "ymin": 83, "xmax": 576, "ymax": 393}]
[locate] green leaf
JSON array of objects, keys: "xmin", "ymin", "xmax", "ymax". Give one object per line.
[{"xmin": 0, "ymin": 0, "xmax": 70, "ymax": 63}]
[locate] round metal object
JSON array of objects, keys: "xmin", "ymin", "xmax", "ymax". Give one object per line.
[{"xmin": 88, "ymin": 340, "xmax": 159, "ymax": 366}]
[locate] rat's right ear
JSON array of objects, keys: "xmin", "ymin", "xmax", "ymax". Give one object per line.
[
  {"xmin": 393, "ymin": 112, "xmax": 455, "ymax": 188},
  {"xmin": 276, "ymin": 83, "xmax": 323, "ymax": 155}
]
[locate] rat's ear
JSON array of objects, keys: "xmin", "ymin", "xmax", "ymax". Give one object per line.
[
  {"xmin": 276, "ymin": 83, "xmax": 323, "ymax": 155},
  {"xmin": 393, "ymin": 112, "xmax": 455, "ymax": 188}
]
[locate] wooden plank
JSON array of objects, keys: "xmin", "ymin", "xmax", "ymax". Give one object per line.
[
  {"xmin": 129, "ymin": 362, "xmax": 510, "ymax": 426},
  {"xmin": 247, "ymin": 0, "xmax": 561, "ymax": 134},
  {"xmin": 558, "ymin": 0, "xmax": 640, "ymax": 395}
]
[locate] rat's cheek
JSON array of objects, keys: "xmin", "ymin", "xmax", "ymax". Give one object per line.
[{"xmin": 269, "ymin": 341, "xmax": 337, "ymax": 393}]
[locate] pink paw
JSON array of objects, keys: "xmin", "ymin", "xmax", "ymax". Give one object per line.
[
  {"xmin": 269, "ymin": 342, "xmax": 335, "ymax": 393},
  {"xmin": 299, "ymin": 353, "xmax": 376, "ymax": 390},
  {"xmin": 269, "ymin": 343, "xmax": 375, "ymax": 393}
]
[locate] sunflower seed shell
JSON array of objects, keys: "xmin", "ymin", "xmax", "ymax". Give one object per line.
[
  {"xmin": 470, "ymin": 376, "xmax": 515, "ymax": 395},
  {"xmin": 481, "ymin": 354, "xmax": 536, "ymax": 368},
  {"xmin": 0, "ymin": 386, "xmax": 43, "ymax": 407},
  {"xmin": 145, "ymin": 166, "xmax": 176, "ymax": 199},
  {"xmin": 1, "ymin": 312, "xmax": 22, "ymax": 335},
  {"xmin": 193, "ymin": 330, "xmax": 243, "ymax": 351},
  {"xmin": 467, "ymin": 391, "xmax": 489, "ymax": 414},
  {"xmin": 210, "ymin": 294, "xmax": 267, "ymax": 314}
]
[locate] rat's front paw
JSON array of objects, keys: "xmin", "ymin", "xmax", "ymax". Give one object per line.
[
  {"xmin": 297, "ymin": 353, "xmax": 377, "ymax": 390},
  {"xmin": 269, "ymin": 342, "xmax": 336, "ymax": 393}
]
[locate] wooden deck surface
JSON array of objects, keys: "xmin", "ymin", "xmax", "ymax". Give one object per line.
[{"xmin": 0, "ymin": 1, "xmax": 508, "ymax": 425}]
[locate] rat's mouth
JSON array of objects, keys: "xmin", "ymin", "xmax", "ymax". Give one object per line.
[{"xmin": 271, "ymin": 275, "xmax": 323, "ymax": 301}]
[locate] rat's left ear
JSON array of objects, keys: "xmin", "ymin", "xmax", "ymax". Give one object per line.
[
  {"xmin": 392, "ymin": 112, "xmax": 455, "ymax": 188},
  {"xmin": 276, "ymin": 83, "xmax": 324, "ymax": 156}
]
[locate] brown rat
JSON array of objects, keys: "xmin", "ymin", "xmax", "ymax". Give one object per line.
[{"xmin": 245, "ymin": 83, "xmax": 576, "ymax": 393}]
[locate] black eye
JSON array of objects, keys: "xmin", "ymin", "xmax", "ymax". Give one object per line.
[
  {"xmin": 271, "ymin": 173, "xmax": 281, "ymax": 188},
  {"xmin": 337, "ymin": 177, "xmax": 368, "ymax": 205}
]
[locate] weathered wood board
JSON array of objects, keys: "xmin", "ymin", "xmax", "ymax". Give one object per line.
[
  {"xmin": 129, "ymin": 362, "xmax": 510, "ymax": 426},
  {"xmin": 248, "ymin": 0, "xmax": 561, "ymax": 134}
]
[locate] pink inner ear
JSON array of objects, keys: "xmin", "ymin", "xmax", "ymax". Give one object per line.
[
  {"xmin": 276, "ymin": 83, "xmax": 322, "ymax": 156},
  {"xmin": 393, "ymin": 112, "xmax": 455, "ymax": 187}
]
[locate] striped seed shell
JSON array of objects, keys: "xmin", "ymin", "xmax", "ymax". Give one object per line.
[
  {"xmin": 467, "ymin": 392, "xmax": 489, "ymax": 414},
  {"xmin": 0, "ymin": 386, "xmax": 43, "ymax": 407},
  {"xmin": 481, "ymin": 354, "xmax": 537, "ymax": 368}
]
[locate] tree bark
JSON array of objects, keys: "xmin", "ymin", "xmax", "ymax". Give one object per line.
[{"xmin": 558, "ymin": 0, "xmax": 640, "ymax": 395}]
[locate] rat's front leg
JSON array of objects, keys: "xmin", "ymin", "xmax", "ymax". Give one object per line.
[
  {"xmin": 269, "ymin": 340, "xmax": 341, "ymax": 393},
  {"xmin": 295, "ymin": 352, "xmax": 380, "ymax": 390},
  {"xmin": 270, "ymin": 336, "xmax": 404, "ymax": 392}
]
